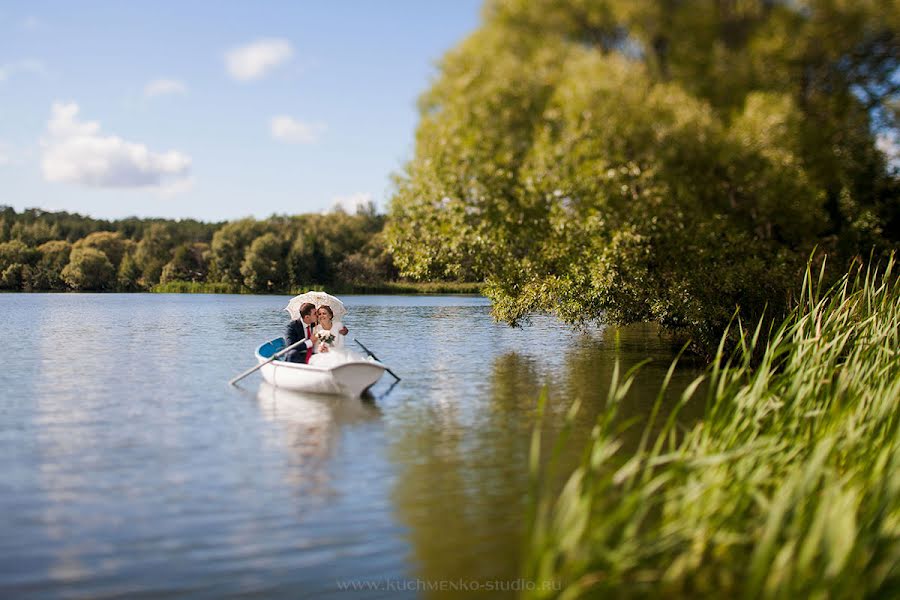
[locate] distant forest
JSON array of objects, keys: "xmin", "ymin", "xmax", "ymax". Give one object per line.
[{"xmin": 0, "ymin": 205, "xmax": 400, "ymax": 293}]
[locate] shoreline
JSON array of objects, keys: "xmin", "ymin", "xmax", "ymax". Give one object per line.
[{"xmin": 1, "ymin": 281, "xmax": 486, "ymax": 296}]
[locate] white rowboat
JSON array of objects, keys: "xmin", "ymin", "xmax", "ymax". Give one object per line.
[{"xmin": 255, "ymin": 338, "xmax": 386, "ymax": 397}]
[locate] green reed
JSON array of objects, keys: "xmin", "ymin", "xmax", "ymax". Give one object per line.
[{"xmin": 524, "ymin": 254, "xmax": 900, "ymax": 599}]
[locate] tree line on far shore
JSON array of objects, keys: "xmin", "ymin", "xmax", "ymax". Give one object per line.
[{"xmin": 0, "ymin": 205, "xmax": 396, "ymax": 293}]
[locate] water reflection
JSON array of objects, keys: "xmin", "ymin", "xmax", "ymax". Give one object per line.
[
  {"xmin": 256, "ymin": 383, "xmax": 382, "ymax": 500},
  {"xmin": 0, "ymin": 294, "xmax": 703, "ymax": 598},
  {"xmin": 389, "ymin": 323, "xmax": 704, "ymax": 599}
]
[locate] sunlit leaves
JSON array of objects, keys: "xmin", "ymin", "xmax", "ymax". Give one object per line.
[{"xmin": 388, "ymin": 0, "xmax": 899, "ymax": 351}]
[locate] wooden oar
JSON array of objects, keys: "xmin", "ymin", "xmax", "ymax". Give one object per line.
[
  {"xmin": 228, "ymin": 339, "xmax": 307, "ymax": 386},
  {"xmin": 354, "ymin": 338, "xmax": 401, "ymax": 381}
]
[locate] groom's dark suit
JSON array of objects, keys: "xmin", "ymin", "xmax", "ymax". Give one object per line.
[{"xmin": 284, "ymin": 319, "xmax": 314, "ymax": 363}]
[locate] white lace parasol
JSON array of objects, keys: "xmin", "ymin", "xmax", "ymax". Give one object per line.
[{"xmin": 285, "ymin": 291, "xmax": 347, "ymax": 320}]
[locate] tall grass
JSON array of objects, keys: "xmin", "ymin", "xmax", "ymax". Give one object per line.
[
  {"xmin": 150, "ymin": 281, "xmax": 245, "ymax": 294},
  {"xmin": 525, "ymin": 255, "xmax": 900, "ymax": 599}
]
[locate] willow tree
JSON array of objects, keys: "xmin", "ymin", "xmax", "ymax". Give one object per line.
[{"xmin": 387, "ymin": 0, "xmax": 900, "ymax": 349}]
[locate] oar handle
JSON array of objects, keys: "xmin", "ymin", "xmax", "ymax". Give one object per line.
[
  {"xmin": 354, "ymin": 338, "xmax": 401, "ymax": 381},
  {"xmin": 228, "ymin": 338, "xmax": 307, "ymax": 386}
]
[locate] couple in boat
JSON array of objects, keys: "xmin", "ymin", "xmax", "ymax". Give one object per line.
[{"xmin": 283, "ymin": 302, "xmax": 363, "ymax": 368}]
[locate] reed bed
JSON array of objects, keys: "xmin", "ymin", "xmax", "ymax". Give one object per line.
[{"xmin": 525, "ymin": 255, "xmax": 900, "ymax": 599}]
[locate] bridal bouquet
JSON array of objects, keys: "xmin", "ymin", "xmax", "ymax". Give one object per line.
[{"xmin": 315, "ymin": 330, "xmax": 336, "ymax": 346}]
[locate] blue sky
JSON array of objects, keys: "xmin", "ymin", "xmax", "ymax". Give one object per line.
[{"xmin": 0, "ymin": 1, "xmax": 483, "ymax": 221}]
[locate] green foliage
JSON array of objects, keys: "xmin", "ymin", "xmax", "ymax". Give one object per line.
[
  {"xmin": 36, "ymin": 240, "xmax": 72, "ymax": 269},
  {"xmin": 1, "ymin": 263, "xmax": 31, "ymax": 290},
  {"xmin": 387, "ymin": 0, "xmax": 900, "ymax": 351},
  {"xmin": 0, "ymin": 240, "xmax": 39, "ymax": 272},
  {"xmin": 0, "ymin": 205, "xmax": 434, "ymax": 293},
  {"xmin": 73, "ymin": 231, "xmax": 128, "ymax": 269},
  {"xmin": 116, "ymin": 253, "xmax": 143, "ymax": 292},
  {"xmin": 134, "ymin": 224, "xmax": 173, "ymax": 286},
  {"xmin": 160, "ymin": 243, "xmax": 209, "ymax": 284},
  {"xmin": 150, "ymin": 280, "xmax": 242, "ymax": 294},
  {"xmin": 336, "ymin": 232, "xmax": 397, "ymax": 286},
  {"xmin": 9, "ymin": 219, "xmax": 58, "ymax": 246},
  {"xmin": 286, "ymin": 211, "xmax": 388, "ymax": 286},
  {"xmin": 240, "ymin": 232, "xmax": 288, "ymax": 293},
  {"xmin": 31, "ymin": 240, "xmax": 72, "ymax": 290},
  {"xmin": 61, "ymin": 247, "xmax": 116, "ymax": 291},
  {"xmin": 210, "ymin": 218, "xmax": 264, "ymax": 285},
  {"xmin": 525, "ymin": 255, "xmax": 900, "ymax": 598}
]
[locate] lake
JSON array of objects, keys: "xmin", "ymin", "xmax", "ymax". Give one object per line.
[{"xmin": 0, "ymin": 293, "xmax": 702, "ymax": 598}]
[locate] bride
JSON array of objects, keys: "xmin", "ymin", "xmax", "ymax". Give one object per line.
[{"xmin": 308, "ymin": 305, "xmax": 365, "ymax": 367}]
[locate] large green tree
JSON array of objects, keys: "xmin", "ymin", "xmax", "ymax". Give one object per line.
[
  {"xmin": 240, "ymin": 232, "xmax": 288, "ymax": 293},
  {"xmin": 160, "ymin": 243, "xmax": 209, "ymax": 284},
  {"xmin": 134, "ymin": 224, "xmax": 174, "ymax": 286},
  {"xmin": 209, "ymin": 219, "xmax": 265, "ymax": 286},
  {"xmin": 73, "ymin": 231, "xmax": 129, "ymax": 270},
  {"xmin": 61, "ymin": 247, "xmax": 116, "ymax": 291},
  {"xmin": 31, "ymin": 240, "xmax": 72, "ymax": 290},
  {"xmin": 387, "ymin": 0, "xmax": 900, "ymax": 349}
]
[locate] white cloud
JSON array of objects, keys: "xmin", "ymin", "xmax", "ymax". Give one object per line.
[
  {"xmin": 41, "ymin": 102, "xmax": 192, "ymax": 189},
  {"xmin": 144, "ymin": 78, "xmax": 187, "ymax": 98},
  {"xmin": 0, "ymin": 59, "xmax": 47, "ymax": 83},
  {"xmin": 329, "ymin": 192, "xmax": 374, "ymax": 214},
  {"xmin": 270, "ymin": 115, "xmax": 325, "ymax": 143},
  {"xmin": 225, "ymin": 38, "xmax": 293, "ymax": 81}
]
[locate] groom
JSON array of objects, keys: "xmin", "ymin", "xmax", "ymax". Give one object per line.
[{"xmin": 284, "ymin": 302, "xmax": 348, "ymax": 363}]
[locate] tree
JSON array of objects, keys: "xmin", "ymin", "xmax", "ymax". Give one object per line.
[
  {"xmin": 10, "ymin": 219, "xmax": 57, "ymax": 246},
  {"xmin": 31, "ymin": 240, "xmax": 72, "ymax": 290},
  {"xmin": 61, "ymin": 247, "xmax": 116, "ymax": 291},
  {"xmin": 73, "ymin": 231, "xmax": 128, "ymax": 269},
  {"xmin": 0, "ymin": 240, "xmax": 39, "ymax": 289},
  {"xmin": 285, "ymin": 211, "xmax": 387, "ymax": 286},
  {"xmin": 160, "ymin": 243, "xmax": 209, "ymax": 283},
  {"xmin": 240, "ymin": 233, "xmax": 287, "ymax": 292},
  {"xmin": 287, "ymin": 234, "xmax": 316, "ymax": 288},
  {"xmin": 387, "ymin": 0, "xmax": 900, "ymax": 351},
  {"xmin": 117, "ymin": 253, "xmax": 142, "ymax": 291},
  {"xmin": 337, "ymin": 232, "xmax": 397, "ymax": 285},
  {"xmin": 210, "ymin": 219, "xmax": 264, "ymax": 285},
  {"xmin": 0, "ymin": 240, "xmax": 39, "ymax": 272},
  {"xmin": 134, "ymin": 224, "xmax": 173, "ymax": 286},
  {"xmin": 1, "ymin": 264, "xmax": 30, "ymax": 290}
]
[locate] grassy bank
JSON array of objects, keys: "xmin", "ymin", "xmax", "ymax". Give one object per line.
[
  {"xmin": 525, "ymin": 256, "xmax": 900, "ymax": 598},
  {"xmin": 150, "ymin": 280, "xmax": 484, "ymax": 295},
  {"xmin": 150, "ymin": 281, "xmax": 244, "ymax": 293}
]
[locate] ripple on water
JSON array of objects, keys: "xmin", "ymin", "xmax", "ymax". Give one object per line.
[{"xmin": 0, "ymin": 293, "xmax": 698, "ymax": 598}]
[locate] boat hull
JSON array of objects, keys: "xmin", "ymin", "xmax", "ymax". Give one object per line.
[{"xmin": 255, "ymin": 339, "xmax": 386, "ymax": 397}]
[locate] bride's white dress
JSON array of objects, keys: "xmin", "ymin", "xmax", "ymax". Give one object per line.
[{"xmin": 308, "ymin": 324, "xmax": 365, "ymax": 368}]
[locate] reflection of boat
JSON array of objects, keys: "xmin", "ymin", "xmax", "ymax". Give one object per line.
[
  {"xmin": 256, "ymin": 338, "xmax": 386, "ymax": 397},
  {"xmin": 255, "ymin": 383, "xmax": 381, "ymax": 499},
  {"xmin": 256, "ymin": 382, "xmax": 381, "ymax": 426}
]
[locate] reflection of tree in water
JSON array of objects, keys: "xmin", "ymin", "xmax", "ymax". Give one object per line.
[
  {"xmin": 255, "ymin": 383, "xmax": 381, "ymax": 503},
  {"xmin": 557, "ymin": 323, "xmax": 707, "ymax": 455},
  {"xmin": 388, "ymin": 325, "xmax": 703, "ymax": 598},
  {"xmin": 388, "ymin": 353, "xmax": 542, "ymax": 598}
]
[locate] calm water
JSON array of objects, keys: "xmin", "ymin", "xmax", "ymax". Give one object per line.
[{"xmin": 0, "ymin": 294, "xmax": 702, "ymax": 599}]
